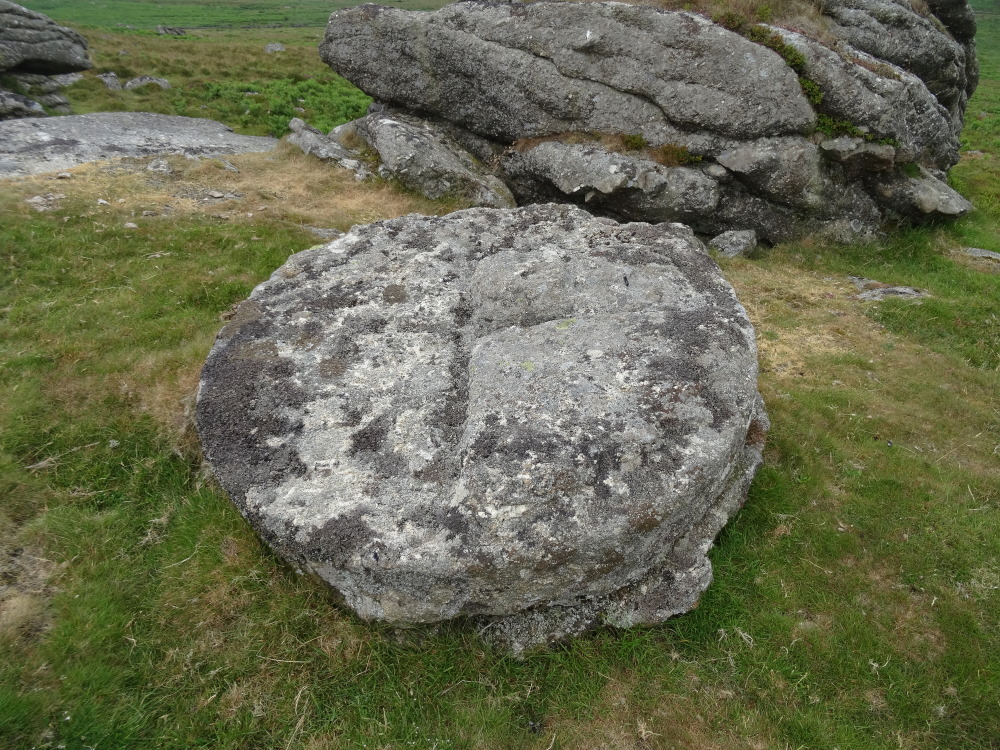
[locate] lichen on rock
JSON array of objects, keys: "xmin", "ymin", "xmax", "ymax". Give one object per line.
[{"xmin": 196, "ymin": 204, "xmax": 768, "ymax": 650}]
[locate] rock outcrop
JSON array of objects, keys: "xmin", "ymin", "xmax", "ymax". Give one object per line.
[
  {"xmin": 0, "ymin": 112, "xmax": 277, "ymax": 177},
  {"xmin": 316, "ymin": 0, "xmax": 976, "ymax": 243},
  {"xmin": 196, "ymin": 203, "xmax": 768, "ymax": 650},
  {"xmin": 821, "ymin": 0, "xmax": 977, "ymax": 138},
  {"xmin": 0, "ymin": 0, "xmax": 91, "ymax": 119}
]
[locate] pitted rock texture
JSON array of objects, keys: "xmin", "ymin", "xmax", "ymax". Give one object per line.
[
  {"xmin": 196, "ymin": 204, "xmax": 768, "ymax": 650},
  {"xmin": 0, "ymin": 112, "xmax": 277, "ymax": 176},
  {"xmin": 319, "ymin": 0, "xmax": 976, "ymax": 242}
]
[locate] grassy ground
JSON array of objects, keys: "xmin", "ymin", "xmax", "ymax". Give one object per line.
[
  {"xmin": 1, "ymin": 3, "xmax": 999, "ymax": 749},
  {"xmin": 19, "ymin": 0, "xmax": 452, "ymax": 30},
  {"xmin": 20, "ymin": 27, "xmax": 371, "ymax": 137}
]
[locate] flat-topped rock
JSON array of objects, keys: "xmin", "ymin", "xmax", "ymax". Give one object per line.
[
  {"xmin": 196, "ymin": 203, "xmax": 768, "ymax": 650},
  {"xmin": 0, "ymin": 112, "xmax": 277, "ymax": 176}
]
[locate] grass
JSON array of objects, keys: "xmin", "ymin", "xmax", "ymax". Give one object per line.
[
  {"xmin": 1, "ymin": 1, "xmax": 999, "ymax": 749},
  {"xmin": 34, "ymin": 27, "xmax": 372, "ymax": 136},
  {"xmin": 18, "ymin": 0, "xmax": 453, "ymax": 30}
]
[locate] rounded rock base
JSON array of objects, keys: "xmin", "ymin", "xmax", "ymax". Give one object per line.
[{"xmin": 196, "ymin": 204, "xmax": 768, "ymax": 650}]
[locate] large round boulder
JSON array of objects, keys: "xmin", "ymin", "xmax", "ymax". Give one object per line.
[{"xmin": 196, "ymin": 204, "xmax": 768, "ymax": 649}]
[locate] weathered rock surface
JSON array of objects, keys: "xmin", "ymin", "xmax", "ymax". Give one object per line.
[
  {"xmin": 868, "ymin": 165, "xmax": 973, "ymax": 218},
  {"xmin": 318, "ymin": 0, "xmax": 976, "ymax": 242},
  {"xmin": 286, "ymin": 117, "xmax": 373, "ymax": 179},
  {"xmin": 849, "ymin": 275, "xmax": 929, "ymax": 300},
  {"xmin": 6, "ymin": 71, "xmax": 73, "ymax": 113},
  {"xmin": 0, "ymin": 0, "xmax": 91, "ymax": 75},
  {"xmin": 0, "ymin": 87, "xmax": 42, "ymax": 118},
  {"xmin": 196, "ymin": 203, "xmax": 768, "ymax": 650},
  {"xmin": 502, "ymin": 140, "xmax": 718, "ymax": 223},
  {"xmin": 354, "ymin": 111, "xmax": 516, "ymax": 208},
  {"xmin": 124, "ymin": 75, "xmax": 171, "ymax": 90},
  {"xmin": 774, "ymin": 28, "xmax": 959, "ymax": 169},
  {"xmin": 709, "ymin": 230, "xmax": 758, "ymax": 258},
  {"xmin": 961, "ymin": 247, "xmax": 1000, "ymax": 263},
  {"xmin": 821, "ymin": 0, "xmax": 977, "ymax": 136},
  {"xmin": 0, "ymin": 112, "xmax": 277, "ymax": 177},
  {"xmin": 1, "ymin": 1, "xmax": 91, "ymax": 119},
  {"xmin": 321, "ymin": 2, "xmax": 815, "ymax": 145},
  {"xmin": 98, "ymin": 71, "xmax": 121, "ymax": 90}
]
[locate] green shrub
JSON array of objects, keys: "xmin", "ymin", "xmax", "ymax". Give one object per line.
[
  {"xmin": 186, "ymin": 77, "xmax": 370, "ymax": 137},
  {"xmin": 816, "ymin": 114, "xmax": 866, "ymax": 139},
  {"xmin": 620, "ymin": 133, "xmax": 649, "ymax": 150},
  {"xmin": 798, "ymin": 76, "xmax": 823, "ymax": 105},
  {"xmin": 649, "ymin": 143, "xmax": 702, "ymax": 167},
  {"xmin": 743, "ymin": 24, "xmax": 807, "ymax": 74},
  {"xmin": 713, "ymin": 10, "xmax": 749, "ymax": 32}
]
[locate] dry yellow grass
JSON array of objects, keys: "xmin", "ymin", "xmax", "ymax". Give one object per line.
[
  {"xmin": 544, "ymin": 674, "xmax": 777, "ymax": 749},
  {"xmin": 5, "ymin": 145, "xmax": 458, "ymax": 453},
  {"xmin": 6, "ymin": 142, "xmax": 454, "ymax": 231}
]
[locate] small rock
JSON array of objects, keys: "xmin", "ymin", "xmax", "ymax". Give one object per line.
[
  {"xmin": 849, "ymin": 276, "xmax": 928, "ymax": 300},
  {"xmin": 305, "ymin": 226, "xmax": 345, "ymax": 240},
  {"xmin": 146, "ymin": 158, "xmax": 173, "ymax": 174},
  {"xmin": 56, "ymin": 172, "xmax": 72, "ymax": 179},
  {"xmin": 264, "ymin": 43, "xmax": 286, "ymax": 53},
  {"xmin": 124, "ymin": 76, "xmax": 171, "ymax": 91},
  {"xmin": 98, "ymin": 72, "xmax": 122, "ymax": 91},
  {"xmin": 1, "ymin": 89, "xmax": 45, "ymax": 118},
  {"xmin": 25, "ymin": 193, "xmax": 63, "ymax": 211},
  {"xmin": 142, "ymin": 210, "xmax": 158, "ymax": 216},
  {"xmin": 123, "ymin": 222, "xmax": 138, "ymax": 229},
  {"xmin": 217, "ymin": 159, "xmax": 240, "ymax": 173},
  {"xmin": 97, "ymin": 199, "xmax": 109, "ymax": 205},
  {"xmin": 208, "ymin": 190, "xmax": 225, "ymax": 199},
  {"xmin": 355, "ymin": 111, "xmax": 516, "ymax": 208},
  {"xmin": 709, "ymin": 229, "xmax": 758, "ymax": 258},
  {"xmin": 960, "ymin": 247, "xmax": 1000, "ymax": 262},
  {"xmin": 156, "ymin": 25, "xmax": 185, "ymax": 36}
]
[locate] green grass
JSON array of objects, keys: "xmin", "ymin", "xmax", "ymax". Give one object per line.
[
  {"xmin": 41, "ymin": 27, "xmax": 372, "ymax": 136},
  {"xmin": 1, "ymin": 2, "xmax": 999, "ymax": 749},
  {"xmin": 19, "ymin": 0, "xmax": 453, "ymax": 30}
]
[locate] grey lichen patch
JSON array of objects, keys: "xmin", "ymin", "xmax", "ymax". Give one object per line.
[{"xmin": 196, "ymin": 203, "xmax": 768, "ymax": 650}]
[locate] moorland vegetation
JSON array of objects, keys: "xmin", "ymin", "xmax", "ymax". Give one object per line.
[{"xmin": 1, "ymin": 0, "xmax": 998, "ymax": 748}]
